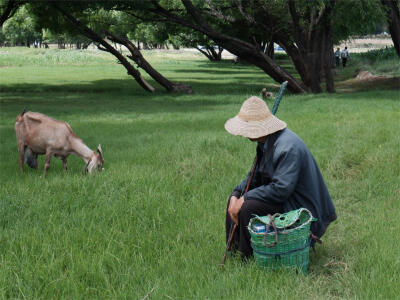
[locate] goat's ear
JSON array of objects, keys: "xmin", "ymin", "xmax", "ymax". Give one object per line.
[{"xmin": 97, "ymin": 144, "xmax": 103, "ymax": 160}]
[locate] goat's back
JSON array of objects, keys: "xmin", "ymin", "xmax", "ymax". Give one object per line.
[{"xmin": 15, "ymin": 111, "xmax": 77, "ymax": 154}]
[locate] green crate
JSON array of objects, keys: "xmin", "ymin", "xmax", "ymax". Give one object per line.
[{"xmin": 248, "ymin": 208, "xmax": 316, "ymax": 273}]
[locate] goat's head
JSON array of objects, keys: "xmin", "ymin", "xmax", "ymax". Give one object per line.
[{"xmin": 85, "ymin": 144, "xmax": 104, "ymax": 174}]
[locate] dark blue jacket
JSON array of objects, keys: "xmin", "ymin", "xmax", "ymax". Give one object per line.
[{"xmin": 232, "ymin": 128, "xmax": 337, "ymax": 237}]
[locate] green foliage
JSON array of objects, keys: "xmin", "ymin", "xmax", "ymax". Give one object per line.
[
  {"xmin": 332, "ymin": 0, "xmax": 386, "ymax": 43},
  {"xmin": 360, "ymin": 46, "xmax": 398, "ymax": 62},
  {"xmin": 344, "ymin": 47, "xmax": 400, "ymax": 77},
  {"xmin": 1, "ymin": 6, "xmax": 41, "ymax": 45},
  {"xmin": 0, "ymin": 48, "xmax": 399, "ymax": 299}
]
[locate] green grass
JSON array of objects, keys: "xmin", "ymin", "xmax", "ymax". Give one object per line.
[
  {"xmin": 334, "ymin": 46, "xmax": 400, "ymax": 93},
  {"xmin": 0, "ymin": 47, "xmax": 399, "ymax": 299},
  {"xmin": 355, "ymin": 47, "xmax": 400, "ymax": 77}
]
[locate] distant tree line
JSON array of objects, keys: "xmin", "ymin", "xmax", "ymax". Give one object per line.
[{"xmin": 1, "ymin": 0, "xmax": 399, "ymax": 94}]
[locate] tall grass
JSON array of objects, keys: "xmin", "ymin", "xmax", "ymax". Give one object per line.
[
  {"xmin": 351, "ymin": 46, "xmax": 400, "ymax": 76},
  {"xmin": 0, "ymin": 47, "xmax": 112, "ymax": 67},
  {"xmin": 0, "ymin": 48, "xmax": 399, "ymax": 299}
]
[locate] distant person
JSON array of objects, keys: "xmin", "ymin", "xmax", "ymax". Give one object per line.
[
  {"xmin": 341, "ymin": 46, "xmax": 350, "ymax": 68},
  {"xmin": 334, "ymin": 48, "xmax": 341, "ymax": 67}
]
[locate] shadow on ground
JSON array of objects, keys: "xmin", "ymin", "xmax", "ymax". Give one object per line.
[{"xmin": 0, "ymin": 76, "xmax": 285, "ymax": 98}]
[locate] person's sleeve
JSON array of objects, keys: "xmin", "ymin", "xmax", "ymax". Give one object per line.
[
  {"xmin": 231, "ymin": 173, "xmax": 250, "ymax": 198},
  {"xmin": 243, "ymin": 147, "xmax": 300, "ymax": 204},
  {"xmin": 231, "ymin": 166, "xmax": 261, "ymax": 198}
]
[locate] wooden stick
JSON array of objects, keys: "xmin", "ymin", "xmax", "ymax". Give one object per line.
[
  {"xmin": 141, "ymin": 287, "xmax": 155, "ymax": 300},
  {"xmin": 220, "ymin": 156, "xmax": 258, "ymax": 267}
]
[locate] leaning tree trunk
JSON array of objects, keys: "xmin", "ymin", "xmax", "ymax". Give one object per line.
[
  {"xmin": 53, "ymin": 3, "xmax": 155, "ymax": 92},
  {"xmin": 181, "ymin": 0, "xmax": 307, "ymax": 93},
  {"xmin": 106, "ymin": 31, "xmax": 192, "ymax": 93},
  {"xmin": 277, "ymin": 40, "xmax": 308, "ymax": 90},
  {"xmin": 381, "ymin": 0, "xmax": 400, "ymax": 57},
  {"xmin": 153, "ymin": 0, "xmax": 307, "ymax": 93},
  {"xmin": 195, "ymin": 47, "xmax": 216, "ymax": 61},
  {"xmin": 195, "ymin": 46, "xmax": 222, "ymax": 61}
]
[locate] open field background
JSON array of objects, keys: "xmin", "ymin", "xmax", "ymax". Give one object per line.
[{"xmin": 0, "ymin": 48, "xmax": 399, "ymax": 299}]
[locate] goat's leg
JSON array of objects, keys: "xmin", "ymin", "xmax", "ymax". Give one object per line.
[
  {"xmin": 33, "ymin": 153, "xmax": 38, "ymax": 169},
  {"xmin": 19, "ymin": 151, "xmax": 24, "ymax": 173},
  {"xmin": 43, "ymin": 151, "xmax": 53, "ymax": 177},
  {"xmin": 62, "ymin": 157, "xmax": 68, "ymax": 171},
  {"xmin": 18, "ymin": 145, "xmax": 24, "ymax": 173}
]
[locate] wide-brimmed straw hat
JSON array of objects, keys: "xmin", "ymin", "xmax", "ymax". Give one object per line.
[{"xmin": 224, "ymin": 96, "xmax": 286, "ymax": 138}]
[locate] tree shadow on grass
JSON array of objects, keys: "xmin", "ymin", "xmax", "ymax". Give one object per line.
[
  {"xmin": 0, "ymin": 77, "xmax": 285, "ymax": 99},
  {"xmin": 0, "ymin": 83, "xmax": 240, "ymax": 119},
  {"xmin": 173, "ymin": 68, "xmax": 262, "ymax": 75},
  {"xmin": 191, "ymin": 58, "xmax": 298, "ymax": 73}
]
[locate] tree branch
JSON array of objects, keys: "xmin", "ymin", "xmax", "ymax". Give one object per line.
[
  {"xmin": 149, "ymin": 0, "xmax": 206, "ymax": 34},
  {"xmin": 234, "ymin": 0, "xmax": 255, "ymax": 25},
  {"xmin": 288, "ymin": 1, "xmax": 306, "ymax": 53},
  {"xmin": 123, "ymin": 10, "xmax": 167, "ymax": 23},
  {"xmin": 204, "ymin": 0, "xmax": 236, "ymax": 23},
  {"xmin": 52, "ymin": 2, "xmax": 155, "ymax": 92},
  {"xmin": 0, "ymin": 0, "xmax": 22, "ymax": 27}
]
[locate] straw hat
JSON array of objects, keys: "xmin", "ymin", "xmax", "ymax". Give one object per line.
[{"xmin": 224, "ymin": 96, "xmax": 286, "ymax": 138}]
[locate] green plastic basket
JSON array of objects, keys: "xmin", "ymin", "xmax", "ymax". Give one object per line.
[{"xmin": 248, "ymin": 208, "xmax": 316, "ymax": 273}]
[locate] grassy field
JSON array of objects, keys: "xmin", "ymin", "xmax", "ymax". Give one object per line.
[{"xmin": 0, "ymin": 47, "xmax": 399, "ymax": 299}]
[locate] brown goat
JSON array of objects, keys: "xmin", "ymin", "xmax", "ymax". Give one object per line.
[{"xmin": 15, "ymin": 109, "xmax": 104, "ymax": 176}]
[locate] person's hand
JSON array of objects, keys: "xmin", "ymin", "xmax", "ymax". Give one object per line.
[{"xmin": 228, "ymin": 196, "xmax": 244, "ymax": 225}]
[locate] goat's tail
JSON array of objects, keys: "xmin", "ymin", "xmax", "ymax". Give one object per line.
[{"xmin": 21, "ymin": 107, "xmax": 27, "ymax": 116}]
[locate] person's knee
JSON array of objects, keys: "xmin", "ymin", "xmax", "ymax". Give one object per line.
[{"xmin": 239, "ymin": 201, "xmax": 253, "ymax": 223}]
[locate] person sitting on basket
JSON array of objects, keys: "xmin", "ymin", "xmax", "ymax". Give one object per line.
[{"xmin": 224, "ymin": 96, "xmax": 337, "ymax": 260}]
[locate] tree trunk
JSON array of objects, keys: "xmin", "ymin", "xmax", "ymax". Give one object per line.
[
  {"xmin": 53, "ymin": 3, "xmax": 155, "ymax": 92},
  {"xmin": 219, "ymin": 39, "xmax": 307, "ymax": 93},
  {"xmin": 381, "ymin": 0, "xmax": 400, "ymax": 57},
  {"xmin": 196, "ymin": 47, "xmax": 214, "ymax": 61},
  {"xmin": 217, "ymin": 46, "xmax": 223, "ymax": 60},
  {"xmin": 152, "ymin": 0, "xmax": 307, "ymax": 93},
  {"xmin": 183, "ymin": 0, "xmax": 307, "ymax": 93},
  {"xmin": 267, "ymin": 41, "xmax": 274, "ymax": 59},
  {"xmin": 322, "ymin": 5, "xmax": 335, "ymax": 93},
  {"xmin": 287, "ymin": 0, "xmax": 336, "ymax": 93},
  {"xmin": 198, "ymin": 46, "xmax": 222, "ymax": 61},
  {"xmin": 106, "ymin": 32, "xmax": 192, "ymax": 93},
  {"xmin": 211, "ymin": 46, "xmax": 223, "ymax": 60},
  {"xmin": 277, "ymin": 40, "xmax": 308, "ymax": 90}
]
